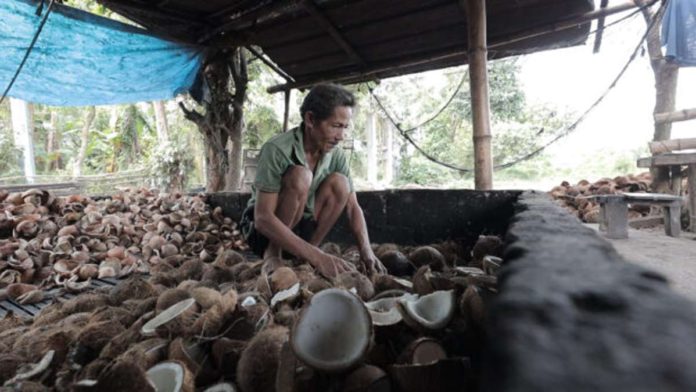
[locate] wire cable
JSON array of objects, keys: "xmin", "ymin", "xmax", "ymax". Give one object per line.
[{"xmin": 368, "ymin": 0, "xmax": 665, "ymax": 173}]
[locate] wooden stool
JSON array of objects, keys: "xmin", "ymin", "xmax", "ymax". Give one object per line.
[{"xmin": 593, "ymin": 193, "xmax": 682, "ymax": 239}]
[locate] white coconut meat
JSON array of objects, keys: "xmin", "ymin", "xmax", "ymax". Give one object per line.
[
  {"xmin": 141, "ymin": 298, "xmax": 196, "ymax": 336},
  {"xmin": 398, "ymin": 290, "xmax": 455, "ymax": 330},
  {"xmin": 270, "ymin": 282, "xmax": 300, "ymax": 308},
  {"xmin": 146, "ymin": 362, "xmax": 186, "ymax": 392},
  {"xmin": 291, "ymin": 288, "xmax": 372, "ymax": 372},
  {"xmin": 365, "ymin": 293, "xmax": 417, "ymax": 326}
]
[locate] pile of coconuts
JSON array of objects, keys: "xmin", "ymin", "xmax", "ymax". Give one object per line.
[
  {"xmin": 548, "ymin": 173, "xmax": 653, "ymax": 223},
  {"xmin": 0, "ymin": 230, "xmax": 503, "ymax": 392},
  {"xmin": 0, "ymin": 188, "xmax": 247, "ymax": 305}
]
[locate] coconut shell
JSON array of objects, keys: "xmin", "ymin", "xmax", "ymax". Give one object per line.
[
  {"xmin": 146, "ymin": 360, "xmax": 194, "ymax": 392},
  {"xmin": 471, "ymin": 235, "xmax": 504, "ymax": 266},
  {"xmin": 372, "ymin": 275, "xmax": 413, "ymax": 295},
  {"xmin": 412, "ymin": 266, "xmax": 435, "ymax": 296},
  {"xmin": 237, "ymin": 327, "xmax": 289, "ymax": 392},
  {"xmin": 94, "ymin": 360, "xmax": 155, "ymax": 392},
  {"xmin": 397, "ymin": 338, "xmax": 447, "ymax": 365},
  {"xmin": 409, "ymin": 246, "xmax": 446, "ymax": 271},
  {"xmin": 388, "ymin": 358, "xmax": 471, "ymax": 392},
  {"xmin": 342, "ymin": 365, "xmax": 391, "ymax": 392},
  {"xmin": 379, "ymin": 250, "xmax": 415, "ymax": 277}
]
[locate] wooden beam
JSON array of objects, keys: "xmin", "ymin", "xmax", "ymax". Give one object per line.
[
  {"xmin": 300, "ymin": 0, "xmax": 366, "ymax": 67},
  {"xmin": 463, "ymin": 0, "xmax": 492, "ymax": 190},
  {"xmin": 283, "ymin": 90, "xmax": 291, "ymax": 132},
  {"xmin": 593, "ymin": 0, "xmax": 609, "ymax": 53},
  {"xmin": 267, "ymin": 0, "xmax": 648, "ymax": 93},
  {"xmin": 245, "ymin": 46, "xmax": 295, "ymax": 82},
  {"xmin": 637, "ymin": 153, "xmax": 696, "ymax": 168},
  {"xmin": 649, "ymin": 138, "xmax": 696, "ymax": 154},
  {"xmin": 654, "ymin": 107, "xmax": 696, "ymax": 125}
]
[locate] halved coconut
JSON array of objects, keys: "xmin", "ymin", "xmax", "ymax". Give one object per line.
[
  {"xmin": 291, "ymin": 288, "xmax": 372, "ymax": 372},
  {"xmin": 397, "ymin": 290, "xmax": 455, "ymax": 331},
  {"xmin": 482, "ymin": 255, "xmax": 502, "ymax": 276},
  {"xmin": 204, "ymin": 383, "xmax": 237, "ymax": 392},
  {"xmin": 146, "ymin": 361, "xmax": 194, "ymax": 392},
  {"xmin": 365, "ymin": 293, "xmax": 417, "ymax": 326},
  {"xmin": 408, "ymin": 246, "xmax": 446, "ymax": 271},
  {"xmin": 397, "ymin": 338, "xmax": 447, "ymax": 365},
  {"xmin": 141, "ymin": 298, "xmax": 197, "ymax": 336},
  {"xmin": 378, "ymin": 250, "xmax": 414, "ymax": 277}
]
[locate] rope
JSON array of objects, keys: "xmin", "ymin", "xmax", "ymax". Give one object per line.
[
  {"xmin": 368, "ymin": 0, "xmax": 666, "ymax": 173},
  {"xmin": 0, "ymin": 0, "xmax": 56, "ymax": 106}
]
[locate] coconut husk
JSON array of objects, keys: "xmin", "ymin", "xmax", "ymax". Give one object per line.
[
  {"xmin": 269, "ymin": 267, "xmax": 299, "ymax": 293},
  {"xmin": 211, "ymin": 338, "xmax": 246, "ymax": 378},
  {"xmin": 0, "ymin": 353, "xmax": 25, "ymax": 383},
  {"xmin": 156, "ymin": 289, "xmax": 193, "ymax": 313},
  {"xmin": 334, "ymin": 271, "xmax": 375, "ymax": 301},
  {"xmin": 71, "ymin": 321, "xmax": 126, "ymax": 366},
  {"xmin": 89, "ymin": 360, "xmax": 155, "ymax": 392},
  {"xmin": 412, "ymin": 266, "xmax": 435, "ymax": 296},
  {"xmin": 116, "ymin": 338, "xmax": 169, "ymax": 370},
  {"xmin": 408, "ymin": 246, "xmax": 446, "ymax": 271},
  {"xmin": 61, "ymin": 293, "xmax": 110, "ymax": 315},
  {"xmin": 237, "ymin": 327, "xmax": 289, "ymax": 392},
  {"xmin": 168, "ymin": 338, "xmax": 205, "ymax": 376},
  {"xmin": 89, "ymin": 306, "xmax": 137, "ymax": 327},
  {"xmin": 3, "ymin": 380, "xmax": 49, "ymax": 391},
  {"xmin": 213, "ymin": 249, "xmax": 246, "ymax": 269},
  {"xmin": 142, "ymin": 298, "xmax": 198, "ymax": 338},
  {"xmin": 110, "ymin": 277, "xmax": 158, "ymax": 305},
  {"xmin": 190, "ymin": 286, "xmax": 223, "ymax": 310},
  {"xmin": 306, "ymin": 277, "xmax": 332, "ymax": 293},
  {"xmin": 470, "ymin": 235, "xmax": 504, "ymax": 267}
]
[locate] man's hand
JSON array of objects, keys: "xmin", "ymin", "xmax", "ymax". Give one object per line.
[
  {"xmin": 360, "ymin": 248, "xmax": 387, "ymax": 276},
  {"xmin": 313, "ymin": 252, "xmax": 356, "ymax": 279}
]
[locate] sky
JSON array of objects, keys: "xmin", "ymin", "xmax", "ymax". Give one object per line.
[{"xmin": 519, "ymin": 4, "xmax": 696, "ymax": 169}]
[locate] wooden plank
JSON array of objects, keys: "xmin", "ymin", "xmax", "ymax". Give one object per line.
[
  {"xmin": 654, "ymin": 107, "xmax": 696, "ymax": 125},
  {"xmin": 623, "ymin": 192, "xmax": 682, "ymax": 202},
  {"xmin": 0, "ymin": 300, "xmax": 34, "ymax": 318},
  {"xmin": 689, "ymin": 164, "xmax": 696, "ymax": 232},
  {"xmin": 0, "ymin": 182, "xmax": 81, "ymax": 192},
  {"xmin": 649, "ymin": 138, "xmax": 696, "ymax": 154},
  {"xmin": 637, "ymin": 153, "xmax": 696, "ymax": 167},
  {"xmin": 301, "ymin": 0, "xmax": 366, "ymax": 66}
]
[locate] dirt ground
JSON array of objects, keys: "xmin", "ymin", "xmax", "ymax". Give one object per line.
[{"xmin": 587, "ymin": 224, "xmax": 696, "ymax": 301}]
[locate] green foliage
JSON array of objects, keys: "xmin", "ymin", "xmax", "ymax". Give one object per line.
[{"xmin": 148, "ymin": 137, "xmax": 194, "ymax": 191}]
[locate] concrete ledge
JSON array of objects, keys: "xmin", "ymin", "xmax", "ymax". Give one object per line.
[{"xmin": 485, "ymin": 191, "xmax": 696, "ymax": 391}]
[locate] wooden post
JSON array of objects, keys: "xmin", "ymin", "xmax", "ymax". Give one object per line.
[
  {"xmin": 366, "ymin": 110, "xmax": 377, "ymax": 185},
  {"xmin": 153, "ymin": 101, "xmax": 170, "ymax": 143},
  {"xmin": 689, "ymin": 164, "xmax": 696, "ymax": 232},
  {"xmin": 9, "ymin": 98, "xmax": 36, "ymax": 184},
  {"xmin": 464, "ymin": 0, "xmax": 493, "ymax": 190},
  {"xmin": 383, "ymin": 117, "xmax": 394, "ymax": 186},
  {"xmin": 283, "ymin": 89, "xmax": 291, "ymax": 132},
  {"xmin": 670, "ymin": 165, "xmax": 682, "ymax": 195}
]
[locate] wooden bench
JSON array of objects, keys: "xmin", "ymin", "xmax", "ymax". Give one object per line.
[
  {"xmin": 593, "ymin": 192, "xmax": 682, "ymax": 239},
  {"xmin": 637, "ymin": 152, "xmax": 696, "ymax": 232}
]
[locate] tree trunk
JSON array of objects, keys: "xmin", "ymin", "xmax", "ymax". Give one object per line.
[
  {"xmin": 45, "ymin": 111, "xmax": 57, "ymax": 171},
  {"xmin": 153, "ymin": 101, "xmax": 170, "ymax": 143},
  {"xmin": 366, "ymin": 110, "xmax": 378, "ymax": 185},
  {"xmin": 382, "ymin": 117, "xmax": 394, "ymax": 186},
  {"xmin": 180, "ymin": 48, "xmax": 248, "ymax": 192},
  {"xmin": 74, "ymin": 106, "xmax": 95, "ymax": 178},
  {"xmin": 639, "ymin": 0, "xmax": 679, "ymax": 194},
  {"xmin": 9, "ymin": 98, "xmax": 36, "ymax": 183}
]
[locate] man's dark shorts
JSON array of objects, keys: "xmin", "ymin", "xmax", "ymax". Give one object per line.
[{"xmin": 240, "ymin": 205, "xmax": 317, "ymax": 257}]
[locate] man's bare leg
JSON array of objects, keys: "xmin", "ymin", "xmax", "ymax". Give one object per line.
[
  {"xmin": 309, "ymin": 173, "xmax": 350, "ymax": 246},
  {"xmin": 263, "ymin": 165, "xmax": 312, "ymax": 258}
]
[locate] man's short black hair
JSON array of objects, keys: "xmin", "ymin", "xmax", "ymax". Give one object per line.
[{"xmin": 300, "ymin": 84, "xmax": 355, "ymax": 122}]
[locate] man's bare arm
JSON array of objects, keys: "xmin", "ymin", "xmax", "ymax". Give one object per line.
[{"xmin": 345, "ymin": 193, "xmax": 387, "ymax": 274}]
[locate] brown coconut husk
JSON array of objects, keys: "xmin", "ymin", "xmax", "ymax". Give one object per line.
[
  {"xmin": 90, "ymin": 360, "xmax": 155, "ymax": 392},
  {"xmin": 306, "ymin": 277, "xmax": 332, "ymax": 293},
  {"xmin": 412, "ymin": 266, "xmax": 435, "ymax": 296},
  {"xmin": 190, "ymin": 286, "xmax": 223, "ymax": 310},
  {"xmin": 374, "ymin": 243, "xmax": 400, "ymax": 259},
  {"xmin": 320, "ymin": 242, "xmax": 343, "ymax": 257},
  {"xmin": 334, "ymin": 271, "xmax": 375, "ymax": 301},
  {"xmin": 201, "ymin": 266, "xmax": 236, "ymax": 285},
  {"xmin": 213, "ymin": 249, "xmax": 246, "ymax": 269},
  {"xmin": 408, "ymin": 246, "xmax": 447, "ymax": 271},
  {"xmin": 71, "ymin": 321, "xmax": 126, "ymax": 366},
  {"xmin": 4, "ymin": 380, "xmax": 49, "ymax": 391},
  {"xmin": 269, "ymin": 267, "xmax": 299, "ymax": 293},
  {"xmin": 116, "ymin": 338, "xmax": 169, "ymax": 370},
  {"xmin": 156, "ymin": 288, "xmax": 193, "ymax": 313},
  {"xmin": 89, "ymin": 306, "xmax": 137, "ymax": 327},
  {"xmin": 61, "ymin": 293, "xmax": 110, "ymax": 315},
  {"xmin": 0, "ymin": 353, "xmax": 25, "ymax": 383},
  {"xmin": 109, "ymin": 277, "xmax": 158, "ymax": 305},
  {"xmin": 236, "ymin": 326, "xmax": 289, "ymax": 392},
  {"xmin": 342, "ymin": 365, "xmax": 391, "ymax": 392},
  {"xmin": 168, "ymin": 338, "xmax": 205, "ymax": 376},
  {"xmin": 211, "ymin": 338, "xmax": 247, "ymax": 378}
]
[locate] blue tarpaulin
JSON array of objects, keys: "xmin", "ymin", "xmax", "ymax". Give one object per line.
[
  {"xmin": 662, "ymin": 0, "xmax": 696, "ymax": 67},
  {"xmin": 0, "ymin": 0, "xmax": 203, "ymax": 106}
]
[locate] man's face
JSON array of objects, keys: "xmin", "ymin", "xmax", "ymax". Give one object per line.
[{"xmin": 306, "ymin": 106, "xmax": 352, "ymax": 153}]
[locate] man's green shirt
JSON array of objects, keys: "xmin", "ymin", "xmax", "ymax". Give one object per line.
[{"xmin": 247, "ymin": 125, "xmax": 354, "ymax": 218}]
